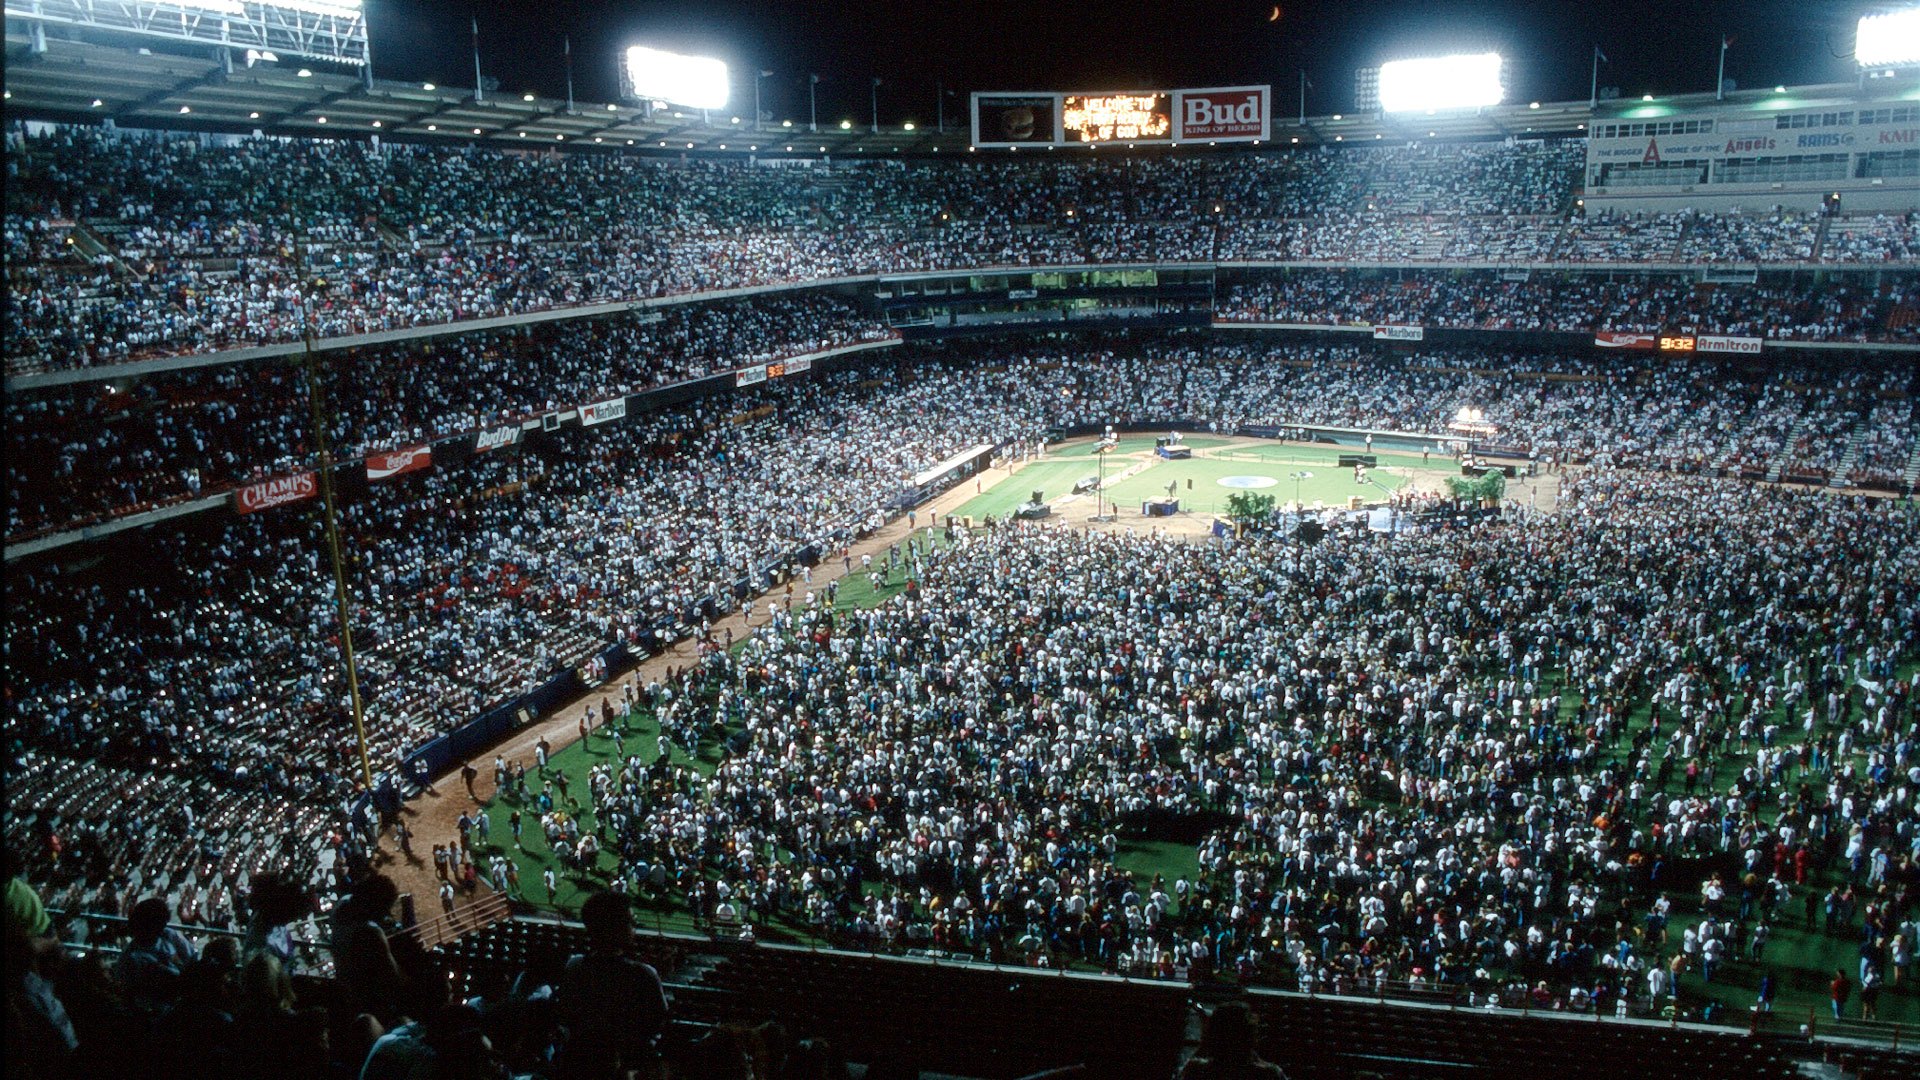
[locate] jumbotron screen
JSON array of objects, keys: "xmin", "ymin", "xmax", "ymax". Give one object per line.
[{"xmin": 1061, "ymin": 92, "xmax": 1172, "ymax": 143}]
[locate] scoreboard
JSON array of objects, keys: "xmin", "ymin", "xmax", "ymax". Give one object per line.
[
  {"xmin": 974, "ymin": 86, "xmax": 1268, "ymax": 147},
  {"xmin": 1062, "ymin": 93, "xmax": 1172, "ymax": 143}
]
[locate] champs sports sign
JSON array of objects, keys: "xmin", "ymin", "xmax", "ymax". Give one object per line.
[{"xmin": 234, "ymin": 472, "xmax": 316, "ymax": 513}]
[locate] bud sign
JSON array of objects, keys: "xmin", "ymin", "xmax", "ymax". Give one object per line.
[{"xmin": 1173, "ymin": 87, "xmax": 1269, "ymax": 142}]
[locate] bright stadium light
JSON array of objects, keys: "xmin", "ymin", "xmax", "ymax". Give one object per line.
[
  {"xmin": 1856, "ymin": 9, "xmax": 1920, "ymax": 67},
  {"xmin": 1377, "ymin": 52, "xmax": 1504, "ymax": 112},
  {"xmin": 621, "ymin": 45, "xmax": 728, "ymax": 110}
]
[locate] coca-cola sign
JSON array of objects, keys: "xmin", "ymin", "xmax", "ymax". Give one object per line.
[
  {"xmin": 1593, "ymin": 332, "xmax": 1656, "ymax": 350},
  {"xmin": 474, "ymin": 425, "xmax": 522, "ymax": 452},
  {"xmin": 1174, "ymin": 87, "xmax": 1269, "ymax": 142},
  {"xmin": 366, "ymin": 446, "xmax": 431, "ymax": 482},
  {"xmin": 235, "ymin": 472, "xmax": 316, "ymax": 514}
]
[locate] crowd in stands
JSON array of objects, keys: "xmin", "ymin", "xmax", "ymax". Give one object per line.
[
  {"xmin": 1218, "ymin": 270, "xmax": 1910, "ymax": 341},
  {"xmin": 3, "ymin": 332, "xmax": 1920, "ymax": 541},
  {"xmin": 8, "ymin": 124, "xmax": 1915, "ymax": 375},
  {"xmin": 7, "ymin": 339, "xmax": 1916, "ymax": 947},
  {"xmin": 6, "ymin": 121, "xmax": 1920, "ymax": 1072},
  {"xmin": 3, "ymin": 292, "xmax": 892, "ymax": 535},
  {"xmin": 10, "ymin": 843, "xmax": 807, "ymax": 1080}
]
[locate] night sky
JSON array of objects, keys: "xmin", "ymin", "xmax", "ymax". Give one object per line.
[{"xmin": 373, "ymin": 1, "xmax": 1877, "ymax": 123}]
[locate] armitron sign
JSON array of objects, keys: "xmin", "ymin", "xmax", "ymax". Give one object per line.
[
  {"xmin": 1696, "ymin": 335, "xmax": 1763, "ymax": 355},
  {"xmin": 235, "ymin": 472, "xmax": 316, "ymax": 513}
]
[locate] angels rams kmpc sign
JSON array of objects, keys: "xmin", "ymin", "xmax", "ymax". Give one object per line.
[{"xmin": 234, "ymin": 471, "xmax": 316, "ymax": 513}]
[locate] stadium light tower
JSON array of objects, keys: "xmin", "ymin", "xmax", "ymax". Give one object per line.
[
  {"xmin": 620, "ymin": 45, "xmax": 729, "ymax": 111},
  {"xmin": 1856, "ymin": 8, "xmax": 1920, "ymax": 67},
  {"xmin": 1377, "ymin": 52, "xmax": 1505, "ymax": 112}
]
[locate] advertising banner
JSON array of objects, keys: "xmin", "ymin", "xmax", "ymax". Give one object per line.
[
  {"xmin": 1372, "ymin": 325, "xmax": 1425, "ymax": 342},
  {"xmin": 580, "ymin": 398, "xmax": 627, "ymax": 426},
  {"xmin": 1696, "ymin": 335, "xmax": 1763, "ymax": 355},
  {"xmin": 1593, "ymin": 332, "xmax": 1656, "ymax": 350},
  {"xmin": 972, "ymin": 94, "xmax": 1059, "ymax": 146},
  {"xmin": 1173, "ymin": 86, "xmax": 1269, "ymax": 142},
  {"xmin": 366, "ymin": 446, "xmax": 431, "ymax": 482},
  {"xmin": 783, "ymin": 356, "xmax": 813, "ymax": 374},
  {"xmin": 974, "ymin": 86, "xmax": 1270, "ymax": 147},
  {"xmin": 735, "ymin": 365, "xmax": 769, "ymax": 387},
  {"xmin": 235, "ymin": 471, "xmax": 316, "ymax": 514},
  {"xmin": 474, "ymin": 424, "xmax": 523, "ymax": 453}
]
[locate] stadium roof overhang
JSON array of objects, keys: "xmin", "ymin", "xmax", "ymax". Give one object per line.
[
  {"xmin": 8, "ymin": 31, "xmax": 1899, "ymax": 156},
  {"xmin": 0, "ymin": 32, "xmax": 974, "ymax": 154},
  {"xmin": 1, "ymin": 31, "xmax": 1611, "ymax": 155}
]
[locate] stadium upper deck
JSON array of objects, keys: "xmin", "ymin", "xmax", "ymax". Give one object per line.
[{"xmin": 3, "ymin": 120, "xmax": 1916, "ymax": 380}]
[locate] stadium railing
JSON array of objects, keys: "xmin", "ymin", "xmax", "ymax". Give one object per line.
[{"xmin": 46, "ymin": 906, "xmax": 336, "ymax": 976}]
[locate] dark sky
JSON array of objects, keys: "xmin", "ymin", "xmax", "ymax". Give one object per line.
[{"xmin": 374, "ymin": 1, "xmax": 1871, "ymax": 123}]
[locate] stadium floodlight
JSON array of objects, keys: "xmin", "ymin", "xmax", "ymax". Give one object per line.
[
  {"xmin": 1377, "ymin": 52, "xmax": 1504, "ymax": 112},
  {"xmin": 621, "ymin": 45, "xmax": 728, "ymax": 110},
  {"xmin": 1856, "ymin": 8, "xmax": 1920, "ymax": 67}
]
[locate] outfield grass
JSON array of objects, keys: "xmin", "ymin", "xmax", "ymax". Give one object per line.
[
  {"xmin": 1048, "ymin": 435, "xmax": 1235, "ymax": 458},
  {"xmin": 1101, "ymin": 454, "xmax": 1407, "ymax": 517},
  {"xmin": 952, "ymin": 460, "xmax": 1100, "ymax": 521}
]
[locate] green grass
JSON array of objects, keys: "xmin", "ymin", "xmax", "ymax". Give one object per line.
[
  {"xmin": 1111, "ymin": 840, "xmax": 1200, "ymax": 898},
  {"xmin": 959, "ymin": 441, "xmax": 1423, "ymax": 524},
  {"xmin": 1100, "ymin": 454, "xmax": 1408, "ymax": 518},
  {"xmin": 1048, "ymin": 435, "xmax": 1234, "ymax": 458},
  {"xmin": 952, "ymin": 460, "xmax": 1100, "ymax": 521}
]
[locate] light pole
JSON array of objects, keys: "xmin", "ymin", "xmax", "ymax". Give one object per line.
[
  {"xmin": 809, "ymin": 73, "xmax": 819, "ymax": 132},
  {"xmin": 756, "ymin": 70, "xmax": 772, "ymax": 131},
  {"xmin": 1290, "ymin": 470, "xmax": 1313, "ymax": 513},
  {"xmin": 296, "ymin": 230, "xmax": 374, "ymax": 793}
]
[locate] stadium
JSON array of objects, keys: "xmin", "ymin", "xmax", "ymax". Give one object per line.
[{"xmin": 2, "ymin": 1, "xmax": 1917, "ymax": 1078}]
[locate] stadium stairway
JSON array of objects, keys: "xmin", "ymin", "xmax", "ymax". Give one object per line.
[
  {"xmin": 1767, "ymin": 411, "xmax": 1812, "ymax": 483},
  {"xmin": 72, "ymin": 219, "xmax": 143, "ymax": 281},
  {"xmin": 1829, "ymin": 416, "xmax": 1869, "ymax": 488},
  {"xmin": 1810, "ymin": 213, "xmax": 1834, "ymax": 262},
  {"xmin": 1668, "ymin": 216, "xmax": 1693, "ymax": 263},
  {"xmin": 1903, "ymin": 441, "xmax": 1920, "ymax": 494},
  {"xmin": 373, "ymin": 218, "xmax": 408, "ymax": 252}
]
